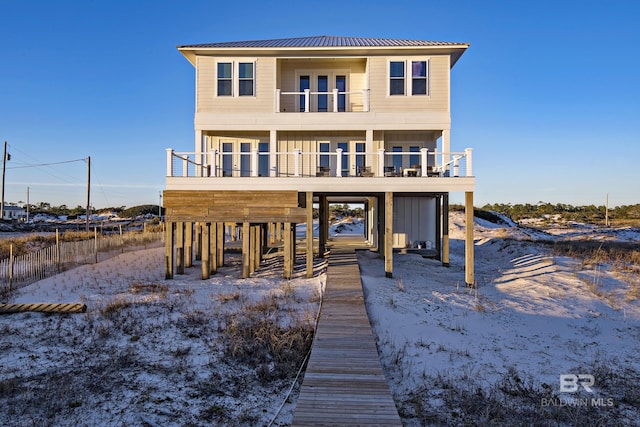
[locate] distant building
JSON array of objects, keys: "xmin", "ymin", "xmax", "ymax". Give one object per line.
[{"xmin": 2, "ymin": 205, "xmax": 27, "ymax": 221}]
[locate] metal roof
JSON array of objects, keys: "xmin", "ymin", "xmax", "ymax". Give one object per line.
[{"xmin": 178, "ymin": 35, "xmax": 468, "ymax": 49}]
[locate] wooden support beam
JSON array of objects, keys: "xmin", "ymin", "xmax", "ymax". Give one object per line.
[
  {"xmin": 0, "ymin": 303, "xmax": 87, "ymax": 314},
  {"xmin": 465, "ymin": 191, "xmax": 475, "ymax": 287},
  {"xmin": 176, "ymin": 221, "xmax": 184, "ymax": 275},
  {"xmin": 195, "ymin": 222, "xmax": 202, "ymax": 261},
  {"xmin": 185, "ymin": 222, "xmax": 193, "ymax": 268},
  {"xmin": 201, "ymin": 223, "xmax": 210, "ymax": 280},
  {"xmin": 217, "ymin": 222, "xmax": 225, "ymax": 267},
  {"xmin": 242, "ymin": 221, "xmax": 250, "ymax": 278},
  {"xmin": 306, "ymin": 191, "xmax": 314, "ymax": 278},
  {"xmin": 284, "ymin": 222, "xmax": 292, "ymax": 279},
  {"xmin": 269, "ymin": 222, "xmax": 275, "ymax": 245},
  {"xmin": 443, "ymin": 194, "xmax": 450, "ymax": 267},
  {"xmin": 210, "ymin": 222, "xmax": 218, "ymax": 274},
  {"xmin": 165, "ymin": 221, "xmax": 174, "ymax": 279},
  {"xmin": 435, "ymin": 195, "xmax": 442, "ymax": 261},
  {"xmin": 384, "ymin": 192, "xmax": 393, "ymax": 278},
  {"xmin": 249, "ymin": 225, "xmax": 257, "ymax": 274},
  {"xmin": 318, "ymin": 195, "xmax": 327, "ymax": 256}
]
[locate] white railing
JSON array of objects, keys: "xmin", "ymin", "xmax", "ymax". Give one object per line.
[
  {"xmin": 275, "ymin": 89, "xmax": 370, "ymax": 113},
  {"xmin": 167, "ymin": 148, "xmax": 473, "ymax": 179}
]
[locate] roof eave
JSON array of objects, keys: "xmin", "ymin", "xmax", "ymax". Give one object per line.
[{"xmin": 177, "ymin": 43, "xmax": 469, "ymax": 68}]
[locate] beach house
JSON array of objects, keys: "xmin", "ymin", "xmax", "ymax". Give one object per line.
[{"xmin": 163, "ymin": 35, "xmax": 475, "ymax": 285}]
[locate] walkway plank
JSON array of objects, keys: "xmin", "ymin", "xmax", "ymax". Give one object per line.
[{"xmin": 292, "ymin": 237, "xmax": 402, "ymax": 426}]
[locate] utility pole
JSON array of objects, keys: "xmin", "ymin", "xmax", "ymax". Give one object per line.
[
  {"xmin": 605, "ymin": 193, "xmax": 609, "ymax": 227},
  {"xmin": 26, "ymin": 186, "xmax": 30, "ymax": 223},
  {"xmin": 86, "ymin": 156, "xmax": 91, "ymax": 232},
  {"xmin": 1, "ymin": 141, "xmax": 9, "ymax": 220}
]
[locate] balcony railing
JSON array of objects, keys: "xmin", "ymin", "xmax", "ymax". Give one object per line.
[
  {"xmin": 275, "ymin": 89, "xmax": 370, "ymax": 113},
  {"xmin": 166, "ymin": 148, "xmax": 473, "ymax": 179}
]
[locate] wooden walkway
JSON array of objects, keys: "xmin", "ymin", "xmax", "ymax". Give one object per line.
[{"xmin": 292, "ymin": 236, "xmax": 402, "ymax": 426}]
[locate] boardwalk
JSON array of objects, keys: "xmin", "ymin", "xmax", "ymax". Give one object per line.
[{"xmin": 292, "ymin": 236, "xmax": 402, "ymax": 426}]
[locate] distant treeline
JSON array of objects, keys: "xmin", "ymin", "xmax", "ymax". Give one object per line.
[
  {"xmin": 480, "ymin": 202, "xmax": 640, "ymax": 223},
  {"xmin": 6, "ymin": 203, "xmax": 162, "ymax": 218}
]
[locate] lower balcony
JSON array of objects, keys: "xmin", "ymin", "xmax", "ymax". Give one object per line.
[{"xmin": 165, "ymin": 147, "xmax": 475, "ymax": 193}]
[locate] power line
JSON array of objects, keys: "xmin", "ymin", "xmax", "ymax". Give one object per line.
[{"xmin": 7, "ymin": 158, "xmax": 86, "ymax": 169}]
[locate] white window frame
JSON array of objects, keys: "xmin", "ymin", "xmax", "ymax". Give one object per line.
[
  {"xmin": 216, "ymin": 60, "xmax": 257, "ymax": 98},
  {"xmin": 387, "ymin": 58, "xmax": 430, "ymax": 97}
]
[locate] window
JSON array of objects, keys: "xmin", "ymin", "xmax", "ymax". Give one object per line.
[
  {"xmin": 411, "ymin": 61, "xmax": 427, "ymax": 95},
  {"xmin": 238, "ymin": 62, "xmax": 254, "ymax": 96},
  {"xmin": 217, "ymin": 61, "xmax": 256, "ymax": 97},
  {"xmin": 217, "ymin": 62, "xmax": 232, "ymax": 96},
  {"xmin": 389, "ymin": 59, "xmax": 429, "ymax": 96},
  {"xmin": 389, "ymin": 61, "xmax": 405, "ymax": 95}
]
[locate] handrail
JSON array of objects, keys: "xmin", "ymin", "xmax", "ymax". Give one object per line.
[
  {"xmin": 275, "ymin": 88, "xmax": 369, "ymax": 112},
  {"xmin": 166, "ymin": 147, "xmax": 473, "ymax": 178}
]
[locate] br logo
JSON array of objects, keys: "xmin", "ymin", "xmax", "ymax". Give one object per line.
[{"xmin": 559, "ymin": 374, "xmax": 594, "ymax": 393}]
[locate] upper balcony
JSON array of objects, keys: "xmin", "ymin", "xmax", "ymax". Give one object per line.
[
  {"xmin": 275, "ymin": 88, "xmax": 369, "ymax": 113},
  {"xmin": 165, "ymin": 147, "xmax": 475, "ymax": 194}
]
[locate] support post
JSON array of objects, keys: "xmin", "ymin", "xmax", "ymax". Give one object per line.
[
  {"xmin": 242, "ymin": 222, "xmax": 250, "ymax": 278},
  {"xmin": 443, "ymin": 194, "xmax": 450, "ymax": 267},
  {"xmin": 176, "ymin": 221, "xmax": 184, "ymax": 275},
  {"xmin": 185, "ymin": 222, "xmax": 193, "ymax": 268},
  {"xmin": 165, "ymin": 221, "xmax": 174, "ymax": 279},
  {"xmin": 217, "ymin": 222, "xmax": 225, "ymax": 267},
  {"xmin": 465, "ymin": 192, "xmax": 475, "ymax": 287},
  {"xmin": 195, "ymin": 223, "xmax": 202, "ymax": 261},
  {"xmin": 306, "ymin": 191, "xmax": 314, "ymax": 278},
  {"xmin": 210, "ymin": 222, "xmax": 218, "ymax": 274},
  {"xmin": 201, "ymin": 223, "xmax": 210, "ymax": 280},
  {"xmin": 284, "ymin": 222, "xmax": 292, "ymax": 279},
  {"xmin": 384, "ymin": 192, "xmax": 393, "ymax": 278}
]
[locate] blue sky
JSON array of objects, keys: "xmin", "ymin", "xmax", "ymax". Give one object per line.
[{"xmin": 1, "ymin": 0, "xmax": 638, "ymax": 209}]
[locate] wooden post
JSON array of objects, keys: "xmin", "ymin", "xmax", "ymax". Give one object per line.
[
  {"xmin": 284, "ymin": 222, "xmax": 292, "ymax": 279},
  {"xmin": 93, "ymin": 227, "xmax": 98, "ymax": 264},
  {"xmin": 306, "ymin": 191, "xmax": 314, "ymax": 278},
  {"xmin": 8, "ymin": 244, "xmax": 13, "ymax": 291},
  {"xmin": 442, "ymin": 194, "xmax": 450, "ymax": 267},
  {"xmin": 176, "ymin": 221, "xmax": 184, "ymax": 275},
  {"xmin": 435, "ymin": 195, "xmax": 442, "ymax": 261},
  {"xmin": 269, "ymin": 222, "xmax": 275, "ymax": 245},
  {"xmin": 242, "ymin": 221, "xmax": 250, "ymax": 278},
  {"xmin": 276, "ymin": 222, "xmax": 282, "ymax": 242},
  {"xmin": 185, "ymin": 222, "xmax": 193, "ymax": 268},
  {"xmin": 318, "ymin": 195, "xmax": 327, "ymax": 257},
  {"xmin": 384, "ymin": 192, "xmax": 393, "ymax": 278},
  {"xmin": 56, "ymin": 229, "xmax": 61, "ymax": 273},
  {"xmin": 465, "ymin": 191, "xmax": 475, "ymax": 287},
  {"xmin": 210, "ymin": 222, "xmax": 218, "ymax": 274},
  {"xmin": 249, "ymin": 225, "xmax": 257, "ymax": 274},
  {"xmin": 253, "ymin": 225, "xmax": 261, "ymax": 271},
  {"xmin": 217, "ymin": 222, "xmax": 225, "ymax": 267},
  {"xmin": 195, "ymin": 223, "xmax": 202, "ymax": 261},
  {"xmin": 165, "ymin": 221, "xmax": 174, "ymax": 279},
  {"xmin": 201, "ymin": 223, "xmax": 210, "ymax": 280}
]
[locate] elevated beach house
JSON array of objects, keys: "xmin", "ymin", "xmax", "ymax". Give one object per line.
[{"xmin": 163, "ymin": 35, "xmax": 475, "ymax": 285}]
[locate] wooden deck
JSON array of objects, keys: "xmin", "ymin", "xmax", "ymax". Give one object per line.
[{"xmin": 292, "ymin": 236, "xmax": 402, "ymax": 426}]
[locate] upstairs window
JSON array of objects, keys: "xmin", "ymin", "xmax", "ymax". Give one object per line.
[
  {"xmin": 389, "ymin": 59, "xmax": 430, "ymax": 96},
  {"xmin": 238, "ymin": 62, "xmax": 254, "ymax": 96},
  {"xmin": 217, "ymin": 62, "xmax": 233, "ymax": 96},
  {"xmin": 216, "ymin": 61, "xmax": 256, "ymax": 97},
  {"xmin": 411, "ymin": 61, "xmax": 428, "ymax": 95},
  {"xmin": 389, "ymin": 61, "xmax": 405, "ymax": 95}
]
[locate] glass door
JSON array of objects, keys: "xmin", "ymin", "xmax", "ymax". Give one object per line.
[
  {"xmin": 336, "ymin": 75, "xmax": 346, "ymax": 112},
  {"xmin": 299, "ymin": 75, "xmax": 310, "ymax": 112},
  {"xmin": 240, "ymin": 143, "xmax": 251, "ymax": 176}
]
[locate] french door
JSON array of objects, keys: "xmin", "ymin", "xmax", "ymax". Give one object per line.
[{"xmin": 298, "ymin": 72, "xmax": 348, "ymax": 112}]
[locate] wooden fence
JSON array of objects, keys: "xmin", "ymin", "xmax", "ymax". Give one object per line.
[{"xmin": 1, "ymin": 231, "xmax": 163, "ymax": 297}]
